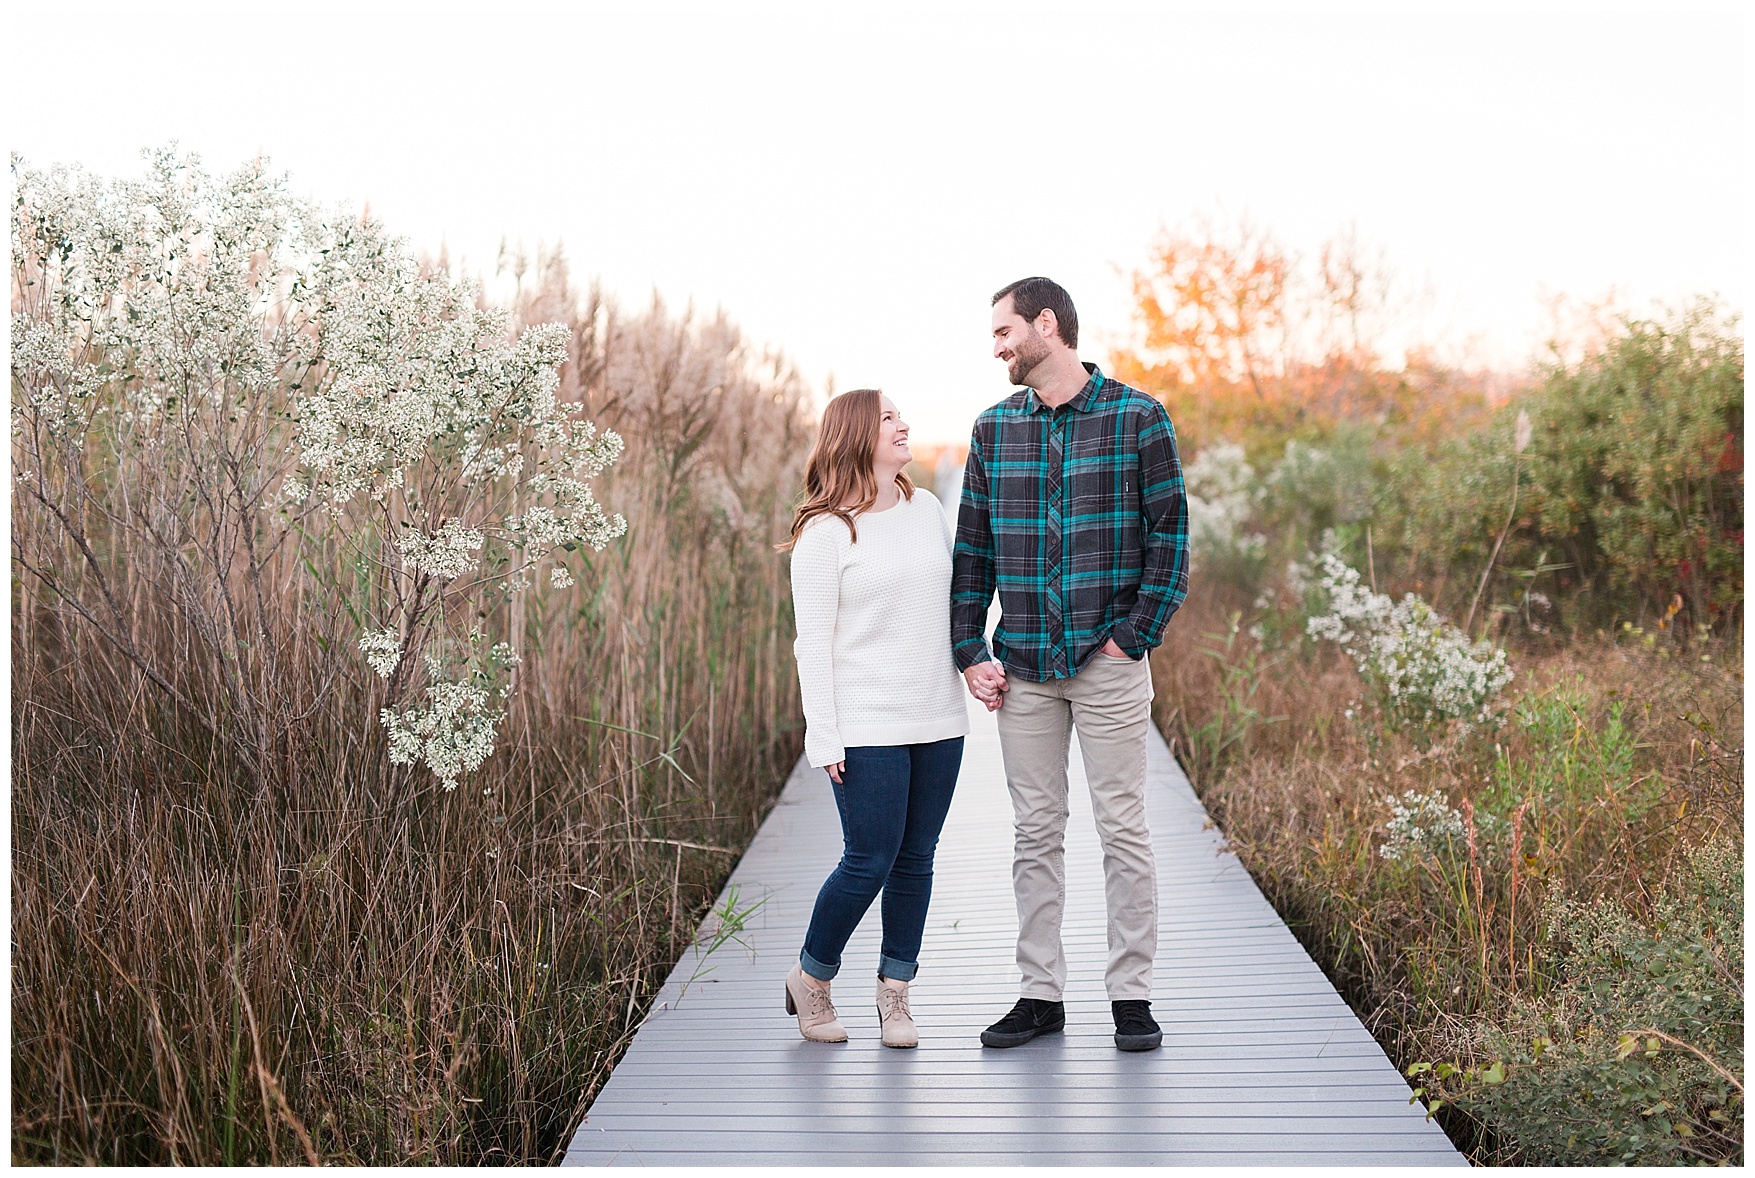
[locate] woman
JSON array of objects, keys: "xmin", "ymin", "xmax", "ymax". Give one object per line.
[{"xmin": 780, "ymin": 389, "xmax": 969, "ymax": 1047}]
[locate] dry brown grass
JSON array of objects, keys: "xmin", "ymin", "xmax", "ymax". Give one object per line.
[
  {"xmin": 1149, "ymin": 578, "xmax": 1743, "ymax": 1159},
  {"xmin": 11, "ymin": 267, "xmax": 812, "ymax": 1164}
]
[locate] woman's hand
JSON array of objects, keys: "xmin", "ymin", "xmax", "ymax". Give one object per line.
[
  {"xmin": 963, "ymin": 660, "xmax": 1009, "ymax": 711},
  {"xmin": 827, "ymin": 761, "xmax": 846, "ymax": 784}
]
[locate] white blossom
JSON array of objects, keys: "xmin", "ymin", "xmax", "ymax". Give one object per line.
[
  {"xmin": 381, "ymin": 677, "xmax": 503, "ymax": 789},
  {"xmin": 1304, "ymin": 552, "xmax": 1513, "ymax": 732},
  {"xmin": 397, "ymin": 518, "xmax": 486, "ymax": 581},
  {"xmin": 1379, "ymin": 789, "xmax": 1466, "ymax": 861},
  {"xmin": 1185, "ymin": 442, "xmax": 1265, "ymax": 565},
  {"xmin": 506, "ymin": 479, "xmax": 627, "ymax": 561},
  {"xmin": 11, "ymin": 149, "xmax": 631, "ymax": 792},
  {"xmin": 357, "ymin": 627, "xmax": 403, "ymax": 679},
  {"xmin": 550, "ymin": 565, "xmax": 575, "ymax": 589}
]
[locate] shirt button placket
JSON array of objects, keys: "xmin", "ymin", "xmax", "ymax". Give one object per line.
[{"xmin": 1046, "ymin": 411, "xmax": 1067, "ymax": 678}]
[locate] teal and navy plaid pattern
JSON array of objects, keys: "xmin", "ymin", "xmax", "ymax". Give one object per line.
[{"xmin": 952, "ymin": 364, "xmax": 1189, "ymax": 682}]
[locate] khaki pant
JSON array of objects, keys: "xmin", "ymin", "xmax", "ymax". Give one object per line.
[{"xmin": 995, "ymin": 652, "xmax": 1157, "ymax": 1001}]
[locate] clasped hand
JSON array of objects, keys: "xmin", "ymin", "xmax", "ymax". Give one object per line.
[
  {"xmin": 962, "ymin": 639, "xmax": 1129, "ymax": 712},
  {"xmin": 962, "ymin": 660, "xmax": 1009, "ymax": 711}
]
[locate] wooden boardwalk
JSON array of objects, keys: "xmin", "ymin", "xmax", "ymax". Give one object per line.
[{"xmin": 564, "ymin": 694, "xmax": 1464, "ymax": 1166}]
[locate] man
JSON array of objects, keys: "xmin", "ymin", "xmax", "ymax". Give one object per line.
[{"xmin": 953, "ymin": 277, "xmax": 1189, "ymax": 1052}]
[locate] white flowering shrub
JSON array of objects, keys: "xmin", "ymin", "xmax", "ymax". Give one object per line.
[
  {"xmin": 1263, "ymin": 433, "xmax": 1377, "ymax": 539},
  {"xmin": 1266, "ymin": 438, "xmax": 1335, "ymax": 497},
  {"xmin": 1304, "ymin": 552, "xmax": 1513, "ymax": 732},
  {"xmin": 357, "ymin": 629, "xmax": 404, "ymax": 679},
  {"xmin": 11, "ymin": 149, "xmax": 625, "ymax": 787},
  {"xmin": 381, "ymin": 672, "xmax": 502, "ymax": 789},
  {"xmin": 1186, "ymin": 442, "xmax": 1266, "ymax": 570},
  {"xmin": 396, "ymin": 519, "xmax": 487, "ymax": 581},
  {"xmin": 1379, "ymin": 789, "xmax": 1466, "ymax": 861}
]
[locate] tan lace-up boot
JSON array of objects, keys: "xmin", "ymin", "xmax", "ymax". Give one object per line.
[
  {"xmin": 784, "ymin": 964, "xmax": 848, "ymax": 1042},
  {"xmin": 876, "ymin": 976, "xmax": 918, "ymax": 1048}
]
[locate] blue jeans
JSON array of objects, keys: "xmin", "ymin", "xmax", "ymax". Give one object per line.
[{"xmin": 799, "ymin": 737, "xmax": 964, "ymax": 983}]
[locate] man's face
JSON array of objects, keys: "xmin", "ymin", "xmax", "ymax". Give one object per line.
[{"xmin": 991, "ymin": 296, "xmax": 1054, "ymax": 387}]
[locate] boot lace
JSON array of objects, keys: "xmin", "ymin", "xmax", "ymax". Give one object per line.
[
  {"xmin": 807, "ymin": 983, "xmax": 838, "ymax": 1023},
  {"xmin": 878, "ymin": 985, "xmax": 911, "ymax": 1022}
]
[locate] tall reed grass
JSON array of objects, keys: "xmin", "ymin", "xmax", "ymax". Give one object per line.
[{"xmin": 12, "ymin": 159, "xmax": 812, "ymax": 1163}]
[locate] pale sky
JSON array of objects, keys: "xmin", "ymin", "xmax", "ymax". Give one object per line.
[{"xmin": 10, "ymin": 3, "xmax": 1745, "ymax": 444}]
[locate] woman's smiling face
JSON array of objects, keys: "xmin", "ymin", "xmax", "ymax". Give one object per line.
[{"xmin": 876, "ymin": 395, "xmax": 911, "ymax": 469}]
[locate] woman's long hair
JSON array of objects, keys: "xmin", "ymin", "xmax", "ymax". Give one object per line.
[{"xmin": 780, "ymin": 389, "xmax": 914, "ymax": 550}]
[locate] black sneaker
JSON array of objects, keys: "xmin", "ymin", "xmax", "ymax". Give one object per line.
[
  {"xmin": 1112, "ymin": 999, "xmax": 1162, "ymax": 1051},
  {"xmin": 980, "ymin": 998, "xmax": 1066, "ymax": 1047}
]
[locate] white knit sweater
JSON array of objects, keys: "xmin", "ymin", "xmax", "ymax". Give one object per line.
[{"xmin": 789, "ymin": 488, "xmax": 971, "ymax": 768}]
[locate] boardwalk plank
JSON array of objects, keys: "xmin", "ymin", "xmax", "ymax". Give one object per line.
[{"xmin": 564, "ymin": 695, "xmax": 1462, "ymax": 1166}]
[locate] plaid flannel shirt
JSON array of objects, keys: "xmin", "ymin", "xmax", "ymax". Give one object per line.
[{"xmin": 951, "ymin": 364, "xmax": 1189, "ymax": 682}]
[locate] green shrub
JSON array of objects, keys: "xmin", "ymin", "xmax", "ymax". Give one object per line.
[
  {"xmin": 1259, "ymin": 425, "xmax": 1382, "ymax": 555},
  {"xmin": 1389, "ymin": 303, "xmax": 1743, "ymax": 633},
  {"xmin": 1484, "ymin": 683, "xmax": 1655, "ymax": 825},
  {"xmin": 1416, "ymin": 836, "xmax": 1744, "ymax": 1165}
]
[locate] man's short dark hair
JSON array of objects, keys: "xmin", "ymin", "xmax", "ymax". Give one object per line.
[{"xmin": 991, "ymin": 276, "xmax": 1078, "ymax": 349}]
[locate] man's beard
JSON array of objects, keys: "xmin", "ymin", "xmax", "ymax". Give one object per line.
[{"xmin": 1005, "ymin": 327, "xmax": 1053, "ymax": 387}]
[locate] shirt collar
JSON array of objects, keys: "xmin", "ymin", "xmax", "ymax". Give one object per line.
[{"xmin": 1024, "ymin": 362, "xmax": 1106, "ymax": 415}]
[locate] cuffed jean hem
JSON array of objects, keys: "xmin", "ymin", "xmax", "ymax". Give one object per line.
[
  {"xmin": 801, "ymin": 949, "xmax": 919, "ymax": 982},
  {"xmin": 799, "ymin": 948, "xmax": 838, "ymax": 982},
  {"xmin": 877, "ymin": 953, "xmax": 919, "ymax": 982}
]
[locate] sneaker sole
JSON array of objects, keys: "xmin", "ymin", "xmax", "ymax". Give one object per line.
[
  {"xmin": 1114, "ymin": 1030, "xmax": 1163, "ymax": 1052},
  {"xmin": 980, "ymin": 1021, "xmax": 1065, "ymax": 1048}
]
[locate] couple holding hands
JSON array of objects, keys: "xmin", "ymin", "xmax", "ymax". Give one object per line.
[{"xmin": 781, "ymin": 277, "xmax": 1190, "ymax": 1053}]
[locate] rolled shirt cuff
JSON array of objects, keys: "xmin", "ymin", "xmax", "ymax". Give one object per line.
[
  {"xmin": 1109, "ymin": 617, "xmax": 1146, "ymax": 660},
  {"xmin": 952, "ymin": 637, "xmax": 993, "ymax": 672}
]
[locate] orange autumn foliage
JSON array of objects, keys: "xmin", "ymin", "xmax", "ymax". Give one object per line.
[{"xmin": 1111, "ymin": 218, "xmax": 1498, "ymax": 454}]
